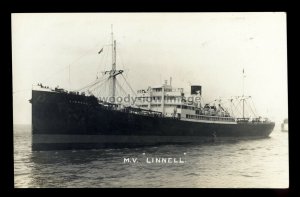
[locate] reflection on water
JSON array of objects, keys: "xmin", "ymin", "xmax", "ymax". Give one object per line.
[{"xmin": 14, "ymin": 125, "xmax": 288, "ymax": 188}]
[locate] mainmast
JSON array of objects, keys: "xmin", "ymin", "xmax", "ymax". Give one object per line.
[
  {"xmin": 242, "ymin": 68, "xmax": 245, "ymax": 118},
  {"xmin": 241, "ymin": 69, "xmax": 251, "ymax": 119}
]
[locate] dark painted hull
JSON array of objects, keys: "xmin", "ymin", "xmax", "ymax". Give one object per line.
[
  {"xmin": 31, "ymin": 90, "xmax": 275, "ymax": 150},
  {"xmin": 281, "ymin": 123, "xmax": 288, "ymax": 132}
]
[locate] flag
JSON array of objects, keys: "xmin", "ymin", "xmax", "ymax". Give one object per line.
[{"xmin": 98, "ymin": 48, "xmax": 103, "ymax": 54}]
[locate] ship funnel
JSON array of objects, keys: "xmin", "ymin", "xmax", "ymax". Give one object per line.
[{"xmin": 191, "ymin": 85, "xmax": 202, "ymax": 95}]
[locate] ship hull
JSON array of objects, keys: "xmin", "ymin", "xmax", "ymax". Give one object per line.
[
  {"xmin": 31, "ymin": 90, "xmax": 275, "ymax": 150},
  {"xmin": 32, "ymin": 134, "xmax": 270, "ymax": 150},
  {"xmin": 281, "ymin": 123, "xmax": 288, "ymax": 132}
]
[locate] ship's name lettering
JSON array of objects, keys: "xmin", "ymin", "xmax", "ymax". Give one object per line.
[{"xmin": 123, "ymin": 157, "xmax": 138, "ymax": 163}]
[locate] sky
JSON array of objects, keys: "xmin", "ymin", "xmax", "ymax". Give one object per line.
[{"xmin": 12, "ymin": 13, "xmax": 287, "ymax": 125}]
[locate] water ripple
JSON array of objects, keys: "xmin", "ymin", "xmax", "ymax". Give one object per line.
[{"xmin": 14, "ymin": 126, "xmax": 289, "ymax": 188}]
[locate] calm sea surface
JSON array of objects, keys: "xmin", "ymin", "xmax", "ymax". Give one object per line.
[{"xmin": 14, "ymin": 124, "xmax": 288, "ymax": 188}]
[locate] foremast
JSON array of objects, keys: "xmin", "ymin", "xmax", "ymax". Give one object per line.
[{"xmin": 104, "ymin": 25, "xmax": 123, "ymax": 103}]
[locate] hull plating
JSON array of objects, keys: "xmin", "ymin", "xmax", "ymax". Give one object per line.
[{"xmin": 31, "ymin": 90, "xmax": 275, "ymax": 150}]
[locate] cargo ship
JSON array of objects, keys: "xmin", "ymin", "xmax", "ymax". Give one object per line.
[
  {"xmin": 30, "ymin": 29, "xmax": 275, "ymax": 151},
  {"xmin": 281, "ymin": 118, "xmax": 288, "ymax": 132}
]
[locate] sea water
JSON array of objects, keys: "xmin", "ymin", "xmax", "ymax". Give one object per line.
[{"xmin": 14, "ymin": 124, "xmax": 288, "ymax": 188}]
